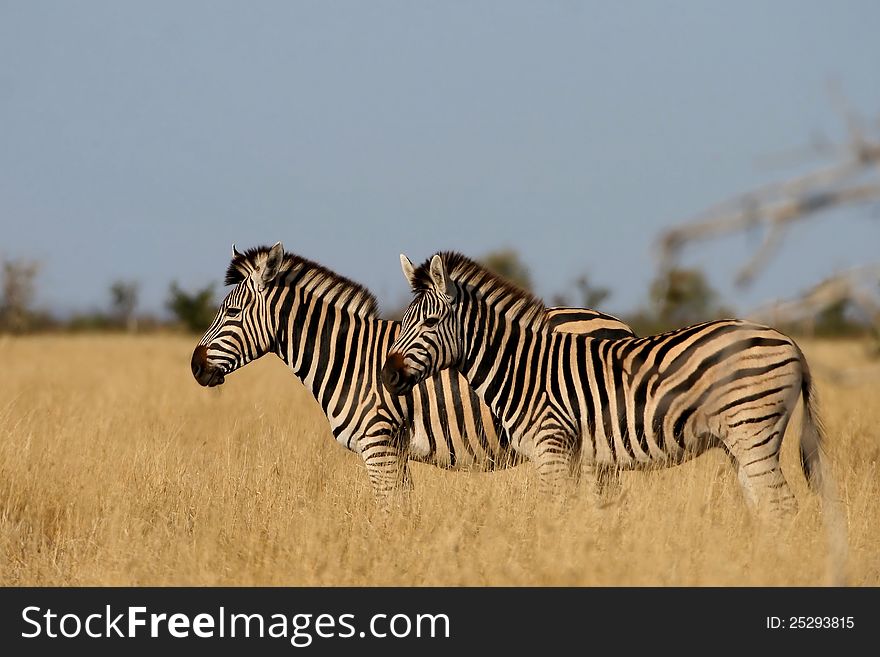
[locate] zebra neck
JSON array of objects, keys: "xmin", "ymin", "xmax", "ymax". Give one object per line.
[
  {"xmin": 457, "ymin": 299, "xmax": 546, "ymax": 427},
  {"xmin": 276, "ymin": 290, "xmax": 383, "ymax": 420}
]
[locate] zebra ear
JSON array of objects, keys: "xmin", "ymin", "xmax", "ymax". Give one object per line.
[
  {"xmin": 261, "ymin": 241, "xmax": 285, "ymax": 285},
  {"xmin": 429, "ymin": 254, "xmax": 456, "ymax": 303},
  {"xmin": 232, "ymin": 243, "xmax": 242, "ymax": 258},
  {"xmin": 400, "ymin": 254, "xmax": 416, "ymax": 289}
]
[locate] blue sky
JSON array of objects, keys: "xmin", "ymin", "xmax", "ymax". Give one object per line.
[{"xmin": 1, "ymin": 1, "xmax": 879, "ymax": 317}]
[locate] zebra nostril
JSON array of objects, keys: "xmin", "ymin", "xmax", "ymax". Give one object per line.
[
  {"xmin": 381, "ymin": 356, "xmax": 403, "ymax": 392},
  {"xmin": 191, "ymin": 344, "xmax": 210, "ymax": 380}
]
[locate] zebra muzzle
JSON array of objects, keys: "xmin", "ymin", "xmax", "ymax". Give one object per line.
[
  {"xmin": 381, "ymin": 352, "xmax": 414, "ymax": 395},
  {"xmin": 191, "ymin": 345, "xmax": 226, "ymax": 387}
]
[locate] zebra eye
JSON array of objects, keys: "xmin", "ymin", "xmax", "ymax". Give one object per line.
[
  {"xmin": 423, "ymin": 316, "xmax": 440, "ymax": 328},
  {"xmin": 226, "ymin": 307, "xmax": 242, "ymax": 318}
]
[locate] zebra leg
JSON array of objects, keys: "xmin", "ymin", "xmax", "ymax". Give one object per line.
[
  {"xmin": 724, "ymin": 415, "xmax": 798, "ymax": 520},
  {"xmin": 581, "ymin": 462, "xmax": 623, "ymax": 506},
  {"xmin": 359, "ymin": 414, "xmax": 412, "ymax": 506},
  {"xmin": 734, "ymin": 461, "xmax": 760, "ymax": 510},
  {"xmin": 533, "ymin": 430, "xmax": 578, "ymax": 496},
  {"xmin": 596, "ymin": 464, "xmax": 623, "ymax": 504}
]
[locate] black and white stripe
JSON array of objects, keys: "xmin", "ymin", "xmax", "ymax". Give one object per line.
[
  {"xmin": 191, "ymin": 243, "xmax": 635, "ymax": 501},
  {"xmin": 383, "ymin": 251, "xmax": 835, "ymax": 518}
]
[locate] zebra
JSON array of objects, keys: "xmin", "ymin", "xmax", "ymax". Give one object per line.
[
  {"xmin": 382, "ymin": 251, "xmax": 840, "ymax": 521},
  {"xmin": 190, "ymin": 243, "xmax": 635, "ymax": 503}
]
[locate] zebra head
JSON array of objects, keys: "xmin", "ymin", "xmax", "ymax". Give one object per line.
[
  {"xmin": 382, "ymin": 253, "xmax": 460, "ymax": 395},
  {"xmin": 191, "ymin": 242, "xmax": 286, "ymax": 387}
]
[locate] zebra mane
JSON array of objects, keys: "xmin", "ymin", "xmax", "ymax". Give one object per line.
[
  {"xmin": 225, "ymin": 246, "xmax": 379, "ymax": 319},
  {"xmin": 412, "ymin": 251, "xmax": 548, "ymax": 329}
]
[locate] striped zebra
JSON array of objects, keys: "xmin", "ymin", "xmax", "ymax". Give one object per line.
[
  {"xmin": 382, "ymin": 251, "xmax": 838, "ymax": 520},
  {"xmin": 190, "ymin": 243, "xmax": 635, "ymax": 502}
]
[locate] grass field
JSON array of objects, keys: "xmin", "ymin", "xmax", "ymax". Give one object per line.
[{"xmin": 1, "ymin": 334, "xmax": 877, "ymax": 586}]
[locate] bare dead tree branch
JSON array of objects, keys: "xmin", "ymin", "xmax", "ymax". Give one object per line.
[
  {"xmin": 656, "ymin": 88, "xmax": 880, "ymax": 292},
  {"xmin": 748, "ymin": 264, "xmax": 880, "ymax": 335},
  {"xmin": 745, "ymin": 264, "xmax": 880, "ymax": 384},
  {"xmin": 734, "ymin": 183, "xmax": 880, "ymax": 286}
]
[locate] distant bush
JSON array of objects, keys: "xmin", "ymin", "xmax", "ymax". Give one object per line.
[
  {"xmin": 549, "ymin": 274, "xmax": 611, "ymax": 309},
  {"xmin": 479, "ymin": 249, "xmax": 533, "ymax": 291},
  {"xmin": 166, "ymin": 282, "xmax": 217, "ymax": 333},
  {"xmin": 0, "ymin": 259, "xmax": 41, "ymax": 333},
  {"xmin": 109, "ymin": 280, "xmax": 139, "ymax": 332}
]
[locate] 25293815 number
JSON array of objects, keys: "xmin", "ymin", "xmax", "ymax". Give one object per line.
[{"xmin": 789, "ymin": 617, "xmax": 854, "ymax": 629}]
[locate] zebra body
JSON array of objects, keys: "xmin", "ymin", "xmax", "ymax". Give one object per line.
[
  {"xmin": 383, "ymin": 252, "xmax": 832, "ymax": 517},
  {"xmin": 190, "ymin": 243, "xmax": 635, "ymax": 498}
]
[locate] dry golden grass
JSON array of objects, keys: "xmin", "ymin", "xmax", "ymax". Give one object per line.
[{"xmin": 0, "ymin": 334, "xmax": 877, "ymax": 586}]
